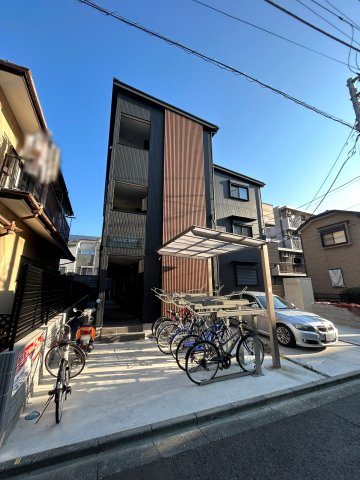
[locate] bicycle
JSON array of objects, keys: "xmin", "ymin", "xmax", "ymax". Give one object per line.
[
  {"xmin": 185, "ymin": 320, "xmax": 264, "ymax": 385},
  {"xmin": 41, "ymin": 320, "xmax": 86, "ymax": 423},
  {"xmin": 174, "ymin": 317, "xmax": 229, "ymax": 370}
]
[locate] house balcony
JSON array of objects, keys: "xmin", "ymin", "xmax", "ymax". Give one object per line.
[
  {"xmin": 273, "ymin": 262, "xmax": 306, "ymax": 276},
  {"xmin": 0, "ymin": 154, "xmax": 70, "ymax": 242},
  {"xmin": 279, "ymin": 238, "xmax": 303, "ymax": 250},
  {"xmin": 281, "ymin": 216, "xmax": 303, "ymax": 231}
]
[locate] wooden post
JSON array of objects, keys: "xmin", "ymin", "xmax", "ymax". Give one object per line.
[{"xmin": 260, "ymin": 243, "xmax": 281, "ymax": 368}]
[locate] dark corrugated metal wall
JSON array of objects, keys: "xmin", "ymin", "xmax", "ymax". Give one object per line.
[{"xmin": 214, "ymin": 169, "xmax": 264, "ymax": 293}]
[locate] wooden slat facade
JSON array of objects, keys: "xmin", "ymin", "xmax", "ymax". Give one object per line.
[{"xmin": 162, "ymin": 110, "xmax": 209, "ymax": 296}]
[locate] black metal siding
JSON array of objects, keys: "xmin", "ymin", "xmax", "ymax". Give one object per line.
[
  {"xmin": 214, "ymin": 168, "xmax": 264, "ymax": 293},
  {"xmin": 143, "ymin": 106, "xmax": 164, "ymax": 323},
  {"xmin": 102, "ymin": 90, "xmax": 164, "ymax": 323}
]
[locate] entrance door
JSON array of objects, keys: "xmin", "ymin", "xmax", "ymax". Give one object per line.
[{"xmin": 103, "ymin": 257, "xmax": 144, "ymax": 327}]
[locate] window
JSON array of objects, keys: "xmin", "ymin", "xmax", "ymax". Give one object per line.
[
  {"xmin": 232, "ymin": 222, "xmax": 253, "ymax": 237},
  {"xmin": 329, "ymin": 268, "xmax": 345, "ymax": 288},
  {"xmin": 119, "ymin": 114, "xmax": 150, "ymax": 150},
  {"xmin": 320, "ymin": 226, "xmax": 347, "ymax": 247},
  {"xmin": 235, "ymin": 264, "xmax": 258, "ymax": 286},
  {"xmin": 59, "ymin": 266, "xmax": 66, "ymax": 275},
  {"xmin": 229, "ymin": 182, "xmax": 249, "ymax": 201}
]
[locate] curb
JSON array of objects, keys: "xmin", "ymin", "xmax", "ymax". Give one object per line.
[{"xmin": 2, "ymin": 369, "xmax": 360, "ymax": 478}]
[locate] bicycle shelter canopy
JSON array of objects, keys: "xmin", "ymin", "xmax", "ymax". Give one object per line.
[
  {"xmin": 157, "ymin": 225, "xmax": 281, "ymax": 369},
  {"xmin": 158, "ymin": 225, "xmax": 265, "ymax": 258}
]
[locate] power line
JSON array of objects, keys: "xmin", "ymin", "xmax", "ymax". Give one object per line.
[
  {"xmin": 191, "ymin": 0, "xmax": 357, "ymax": 68},
  {"xmin": 300, "ymin": 126, "xmax": 355, "ymax": 209},
  {"xmin": 296, "ymin": 175, "xmax": 360, "ymax": 209},
  {"xmin": 262, "ymin": 0, "xmax": 360, "ymax": 54},
  {"xmin": 312, "ymin": 134, "xmax": 359, "ymax": 213},
  {"xmin": 323, "ymin": 0, "xmax": 360, "ymax": 30},
  {"xmin": 309, "ymin": 0, "xmax": 360, "ymax": 31},
  {"xmin": 77, "ymin": 0, "xmax": 356, "ymax": 131},
  {"xmin": 295, "ymin": 0, "xmax": 360, "ymax": 45}
]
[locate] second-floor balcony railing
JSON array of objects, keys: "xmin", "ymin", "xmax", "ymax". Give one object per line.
[
  {"xmin": 280, "ymin": 238, "xmax": 303, "ymax": 250},
  {"xmin": 278, "ymin": 262, "xmax": 306, "ymax": 274},
  {"xmin": 0, "ymin": 155, "xmax": 70, "ymax": 242}
]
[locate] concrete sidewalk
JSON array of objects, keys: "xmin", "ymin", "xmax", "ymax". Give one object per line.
[{"xmin": 1, "ymin": 325, "xmax": 360, "ymax": 469}]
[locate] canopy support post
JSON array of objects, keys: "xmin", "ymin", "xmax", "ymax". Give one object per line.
[{"xmin": 260, "ymin": 243, "xmax": 281, "ymax": 368}]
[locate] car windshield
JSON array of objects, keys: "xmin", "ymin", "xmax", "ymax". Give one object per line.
[{"xmin": 256, "ymin": 295, "xmax": 294, "ymax": 310}]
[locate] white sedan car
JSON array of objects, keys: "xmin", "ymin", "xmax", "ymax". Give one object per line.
[{"xmin": 231, "ymin": 291, "xmax": 338, "ymax": 348}]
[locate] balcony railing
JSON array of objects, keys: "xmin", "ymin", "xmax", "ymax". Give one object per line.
[
  {"xmin": 0, "ymin": 155, "xmax": 70, "ymax": 242},
  {"xmin": 281, "ymin": 216, "xmax": 304, "ymax": 231},
  {"xmin": 278, "ymin": 263, "xmax": 306, "ymax": 274},
  {"xmin": 280, "ymin": 238, "xmax": 303, "ymax": 250}
]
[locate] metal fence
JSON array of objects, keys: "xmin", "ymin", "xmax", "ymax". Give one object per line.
[{"xmin": 0, "ymin": 264, "xmax": 89, "ymax": 352}]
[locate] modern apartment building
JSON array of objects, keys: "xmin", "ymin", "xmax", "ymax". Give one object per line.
[
  {"xmin": 98, "ymin": 79, "xmax": 269, "ymax": 326},
  {"xmin": 297, "ymin": 210, "xmax": 360, "ymax": 297},
  {"xmin": 265, "ymin": 206, "xmax": 312, "ymax": 288},
  {"xmin": 0, "ymin": 59, "xmax": 73, "ymax": 314}
]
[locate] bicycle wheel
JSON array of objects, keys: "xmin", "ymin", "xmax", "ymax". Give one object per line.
[
  {"xmin": 170, "ymin": 329, "xmax": 192, "ymax": 359},
  {"xmin": 236, "ymin": 334, "xmax": 264, "ymax": 372},
  {"xmin": 157, "ymin": 323, "xmax": 179, "ymax": 354},
  {"xmin": 55, "ymin": 362, "xmax": 66, "ymax": 424},
  {"xmin": 175, "ymin": 334, "xmax": 201, "ymax": 371},
  {"xmin": 45, "ymin": 344, "xmax": 86, "ymax": 378},
  {"xmin": 186, "ymin": 340, "xmax": 219, "ymax": 385},
  {"xmin": 151, "ymin": 316, "xmax": 171, "ymax": 337}
]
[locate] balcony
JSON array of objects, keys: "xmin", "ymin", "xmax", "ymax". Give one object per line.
[
  {"xmin": 274, "ymin": 262, "xmax": 306, "ymax": 276},
  {"xmin": 279, "ymin": 238, "xmax": 303, "ymax": 250},
  {"xmin": 281, "ymin": 216, "xmax": 303, "ymax": 231},
  {"xmin": 0, "ymin": 155, "xmax": 70, "ymax": 242}
]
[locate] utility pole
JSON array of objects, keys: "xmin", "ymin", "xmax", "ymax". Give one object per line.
[{"xmin": 347, "ymin": 75, "xmax": 360, "ymax": 132}]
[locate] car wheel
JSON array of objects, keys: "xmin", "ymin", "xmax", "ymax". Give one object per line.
[{"xmin": 276, "ymin": 324, "xmax": 296, "ymax": 347}]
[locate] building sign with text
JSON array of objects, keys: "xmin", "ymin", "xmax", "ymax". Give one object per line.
[{"xmin": 106, "ymin": 235, "xmax": 143, "ymax": 249}]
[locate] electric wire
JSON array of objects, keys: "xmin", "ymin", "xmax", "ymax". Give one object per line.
[
  {"xmin": 77, "ymin": 0, "xmax": 355, "ymax": 131},
  {"xmin": 312, "ymin": 134, "xmax": 359, "ymax": 213},
  {"xmin": 191, "ymin": 0, "xmax": 356, "ymax": 68},
  {"xmin": 309, "ymin": 0, "xmax": 360, "ymax": 31},
  {"xmin": 295, "ymin": 0, "xmax": 360, "ymax": 45},
  {"xmin": 262, "ymin": 0, "xmax": 360, "ymax": 54},
  {"xmin": 295, "ymin": 176, "xmax": 360, "ymax": 210},
  {"xmin": 300, "ymin": 127, "xmax": 356, "ymax": 209},
  {"xmin": 323, "ymin": 0, "xmax": 360, "ymax": 30},
  {"xmin": 348, "ymin": 25, "xmax": 360, "ymax": 73}
]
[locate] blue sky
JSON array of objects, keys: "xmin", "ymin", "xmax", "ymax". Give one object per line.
[{"xmin": 2, "ymin": 0, "xmax": 360, "ymax": 235}]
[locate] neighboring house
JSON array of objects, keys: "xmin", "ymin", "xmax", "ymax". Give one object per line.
[
  {"xmin": 98, "ymin": 79, "xmax": 268, "ymax": 326},
  {"xmin": 0, "ymin": 59, "xmax": 74, "ymax": 314},
  {"xmin": 214, "ymin": 165, "xmax": 266, "ymax": 292},
  {"xmin": 60, "ymin": 235, "xmax": 101, "ymax": 276},
  {"xmin": 297, "ymin": 210, "xmax": 360, "ymax": 297},
  {"xmin": 266, "ymin": 206, "xmax": 312, "ymax": 288}
]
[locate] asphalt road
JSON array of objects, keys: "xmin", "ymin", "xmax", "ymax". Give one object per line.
[{"xmin": 16, "ymin": 378, "xmax": 360, "ymax": 480}]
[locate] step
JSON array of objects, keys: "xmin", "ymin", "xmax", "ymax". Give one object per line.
[
  {"xmin": 100, "ymin": 326, "xmax": 143, "ymax": 334},
  {"xmin": 99, "ymin": 332, "xmax": 145, "ymax": 343}
]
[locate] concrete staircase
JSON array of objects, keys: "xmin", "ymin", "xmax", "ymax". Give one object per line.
[{"xmin": 98, "ymin": 325, "xmax": 145, "ymax": 343}]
